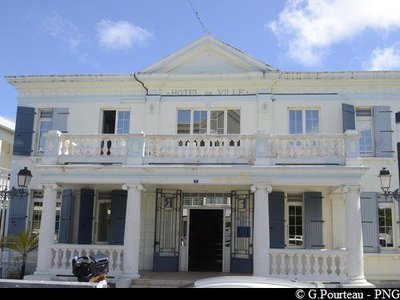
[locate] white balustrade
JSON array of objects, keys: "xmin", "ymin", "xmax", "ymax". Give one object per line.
[
  {"xmin": 144, "ymin": 135, "xmax": 255, "ymax": 164},
  {"xmin": 269, "ymin": 134, "xmax": 346, "ymax": 165},
  {"xmin": 269, "ymin": 249, "xmax": 348, "ymax": 282},
  {"xmin": 43, "ymin": 132, "xmax": 358, "ymax": 166},
  {"xmin": 50, "ymin": 244, "xmax": 124, "ymax": 276}
]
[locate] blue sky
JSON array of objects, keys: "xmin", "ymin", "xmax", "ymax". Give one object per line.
[{"xmin": 1, "ymin": 0, "xmax": 400, "ymax": 121}]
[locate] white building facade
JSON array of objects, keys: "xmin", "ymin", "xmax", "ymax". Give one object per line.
[{"xmin": 4, "ymin": 36, "xmax": 400, "ymax": 287}]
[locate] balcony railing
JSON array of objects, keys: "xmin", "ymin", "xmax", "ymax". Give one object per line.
[
  {"xmin": 269, "ymin": 249, "xmax": 348, "ymax": 282},
  {"xmin": 50, "ymin": 244, "xmax": 124, "ymax": 276},
  {"xmin": 44, "ymin": 130, "xmax": 360, "ymax": 166}
]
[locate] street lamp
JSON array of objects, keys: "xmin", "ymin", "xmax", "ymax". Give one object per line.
[
  {"xmin": 378, "ymin": 167, "xmax": 400, "ymax": 201},
  {"xmin": 0, "ymin": 167, "xmax": 33, "ymax": 240}
]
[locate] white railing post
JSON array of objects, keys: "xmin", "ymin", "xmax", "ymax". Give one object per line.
[
  {"xmin": 43, "ymin": 130, "xmax": 62, "ymax": 164},
  {"xmin": 127, "ymin": 133, "xmax": 145, "ymax": 164},
  {"xmin": 344, "ymin": 130, "xmax": 361, "ymax": 166},
  {"xmin": 254, "ymin": 131, "xmax": 270, "ymax": 165}
]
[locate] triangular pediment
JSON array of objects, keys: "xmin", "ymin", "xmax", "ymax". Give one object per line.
[{"xmin": 139, "ymin": 35, "xmax": 278, "ymax": 75}]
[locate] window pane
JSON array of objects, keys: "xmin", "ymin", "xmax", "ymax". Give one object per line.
[
  {"xmin": 289, "ymin": 110, "xmax": 302, "ymax": 134},
  {"xmin": 305, "ymin": 110, "xmax": 319, "ymax": 134},
  {"xmin": 31, "ymin": 202, "xmax": 43, "ymax": 234},
  {"xmin": 379, "ymin": 207, "xmax": 393, "ymax": 247},
  {"xmin": 177, "ymin": 110, "xmax": 191, "ymax": 134},
  {"xmin": 357, "ymin": 119, "xmax": 373, "ymax": 156},
  {"xmin": 102, "ymin": 110, "xmax": 116, "ymax": 134},
  {"xmin": 356, "ymin": 108, "xmax": 372, "ymax": 117},
  {"xmin": 193, "ymin": 111, "xmax": 207, "ymax": 134},
  {"xmin": 38, "ymin": 120, "xmax": 53, "ymax": 152},
  {"xmin": 210, "ymin": 111, "xmax": 225, "ymax": 134},
  {"xmin": 227, "ymin": 110, "xmax": 240, "ymax": 134},
  {"xmin": 117, "ymin": 111, "xmax": 130, "ymax": 134}
]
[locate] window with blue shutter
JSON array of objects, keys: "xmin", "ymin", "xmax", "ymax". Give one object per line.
[
  {"xmin": 13, "ymin": 106, "xmax": 35, "ymax": 156},
  {"xmin": 58, "ymin": 189, "xmax": 74, "ymax": 243},
  {"xmin": 109, "ymin": 190, "xmax": 127, "ymax": 245},
  {"xmin": 373, "ymin": 106, "xmax": 394, "ymax": 157},
  {"xmin": 360, "ymin": 192, "xmax": 379, "ymax": 253},
  {"xmin": 77, "ymin": 189, "xmax": 94, "ymax": 244},
  {"xmin": 7, "ymin": 193, "xmax": 28, "ymax": 235},
  {"xmin": 304, "ymin": 192, "xmax": 324, "ymax": 249},
  {"xmin": 342, "ymin": 103, "xmax": 355, "ymax": 132},
  {"xmin": 269, "ymin": 192, "xmax": 285, "ymax": 249}
]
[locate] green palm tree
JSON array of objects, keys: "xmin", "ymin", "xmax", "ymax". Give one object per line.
[{"xmin": 0, "ymin": 230, "xmax": 39, "ymax": 279}]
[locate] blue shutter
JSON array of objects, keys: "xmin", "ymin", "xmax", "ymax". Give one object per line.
[
  {"xmin": 304, "ymin": 192, "xmax": 324, "ymax": 249},
  {"xmin": 269, "ymin": 192, "xmax": 285, "ymax": 249},
  {"xmin": 110, "ymin": 190, "xmax": 127, "ymax": 245},
  {"xmin": 58, "ymin": 189, "xmax": 74, "ymax": 243},
  {"xmin": 52, "ymin": 108, "xmax": 69, "ymax": 133},
  {"xmin": 13, "ymin": 106, "xmax": 35, "ymax": 156},
  {"xmin": 7, "ymin": 193, "xmax": 28, "ymax": 235},
  {"xmin": 77, "ymin": 189, "xmax": 94, "ymax": 244},
  {"xmin": 360, "ymin": 192, "xmax": 379, "ymax": 253},
  {"xmin": 342, "ymin": 104, "xmax": 355, "ymax": 132},
  {"xmin": 373, "ymin": 106, "xmax": 394, "ymax": 157}
]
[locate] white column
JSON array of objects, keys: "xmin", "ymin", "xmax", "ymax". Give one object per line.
[
  {"xmin": 251, "ymin": 183, "xmax": 272, "ymax": 277},
  {"xmin": 35, "ymin": 184, "xmax": 58, "ymax": 275},
  {"xmin": 341, "ymin": 185, "xmax": 374, "ymax": 287},
  {"xmin": 121, "ymin": 183, "xmax": 144, "ymax": 281},
  {"xmin": 330, "ymin": 192, "xmax": 346, "ymax": 249}
]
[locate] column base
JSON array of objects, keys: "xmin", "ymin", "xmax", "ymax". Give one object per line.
[
  {"xmin": 342, "ymin": 278, "xmax": 375, "ymax": 288},
  {"xmin": 116, "ymin": 272, "xmax": 140, "ymax": 288}
]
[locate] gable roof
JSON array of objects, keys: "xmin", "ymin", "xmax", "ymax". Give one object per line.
[{"xmin": 139, "ymin": 35, "xmax": 278, "ymax": 75}]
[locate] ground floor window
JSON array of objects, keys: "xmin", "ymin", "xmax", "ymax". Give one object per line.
[
  {"xmin": 30, "ymin": 190, "xmax": 61, "ymax": 240},
  {"xmin": 94, "ymin": 196, "xmax": 112, "ymax": 243},
  {"xmin": 379, "ymin": 203, "xmax": 394, "ymax": 248},
  {"xmin": 286, "ymin": 193, "xmax": 304, "ymax": 248}
]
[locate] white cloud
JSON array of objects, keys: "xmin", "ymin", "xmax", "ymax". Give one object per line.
[
  {"xmin": 96, "ymin": 20, "xmax": 152, "ymax": 50},
  {"xmin": 268, "ymin": 0, "xmax": 400, "ymax": 66},
  {"xmin": 43, "ymin": 12, "xmax": 82, "ymax": 52},
  {"xmin": 363, "ymin": 44, "xmax": 400, "ymax": 70}
]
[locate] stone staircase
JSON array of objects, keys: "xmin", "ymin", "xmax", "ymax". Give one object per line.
[{"xmin": 131, "ymin": 277, "xmax": 194, "ymax": 288}]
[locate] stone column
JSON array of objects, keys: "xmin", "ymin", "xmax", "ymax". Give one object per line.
[
  {"xmin": 251, "ymin": 183, "xmax": 272, "ymax": 277},
  {"xmin": 330, "ymin": 192, "xmax": 346, "ymax": 249},
  {"xmin": 35, "ymin": 184, "xmax": 58, "ymax": 276},
  {"xmin": 119, "ymin": 183, "xmax": 145, "ymax": 286},
  {"xmin": 341, "ymin": 185, "xmax": 374, "ymax": 287}
]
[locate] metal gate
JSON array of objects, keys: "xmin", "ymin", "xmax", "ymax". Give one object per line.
[
  {"xmin": 153, "ymin": 189, "xmax": 182, "ymax": 271},
  {"xmin": 230, "ymin": 190, "xmax": 254, "ymax": 273}
]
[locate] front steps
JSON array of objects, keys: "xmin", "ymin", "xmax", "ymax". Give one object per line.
[{"xmin": 131, "ymin": 278, "xmax": 193, "ymax": 288}]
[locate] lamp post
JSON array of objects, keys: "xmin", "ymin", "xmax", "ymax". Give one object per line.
[
  {"xmin": 0, "ymin": 167, "xmax": 33, "ymax": 240},
  {"xmin": 378, "ymin": 167, "xmax": 400, "ymax": 201}
]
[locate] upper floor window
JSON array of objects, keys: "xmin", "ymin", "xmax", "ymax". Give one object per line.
[
  {"xmin": 177, "ymin": 109, "xmax": 240, "ymax": 135},
  {"xmin": 102, "ymin": 110, "xmax": 130, "ymax": 134},
  {"xmin": 356, "ymin": 107, "xmax": 374, "ymax": 157},
  {"xmin": 289, "ymin": 109, "xmax": 319, "ymax": 134},
  {"xmin": 37, "ymin": 109, "xmax": 53, "ymax": 153}
]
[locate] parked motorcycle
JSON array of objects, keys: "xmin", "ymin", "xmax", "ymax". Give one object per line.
[{"xmin": 72, "ymin": 254, "xmax": 110, "ymax": 288}]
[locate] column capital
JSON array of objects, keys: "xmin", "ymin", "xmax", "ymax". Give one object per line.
[
  {"xmin": 38, "ymin": 184, "xmax": 59, "ymax": 191},
  {"xmin": 122, "ymin": 183, "xmax": 146, "ymax": 191},
  {"xmin": 251, "ymin": 183, "xmax": 272, "ymax": 193},
  {"xmin": 339, "ymin": 185, "xmax": 363, "ymax": 194}
]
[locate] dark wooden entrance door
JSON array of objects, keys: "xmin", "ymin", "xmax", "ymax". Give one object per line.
[{"xmin": 188, "ymin": 209, "xmax": 223, "ymax": 272}]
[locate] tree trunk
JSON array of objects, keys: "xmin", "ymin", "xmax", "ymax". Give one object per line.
[{"xmin": 20, "ymin": 255, "xmax": 27, "ymax": 279}]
